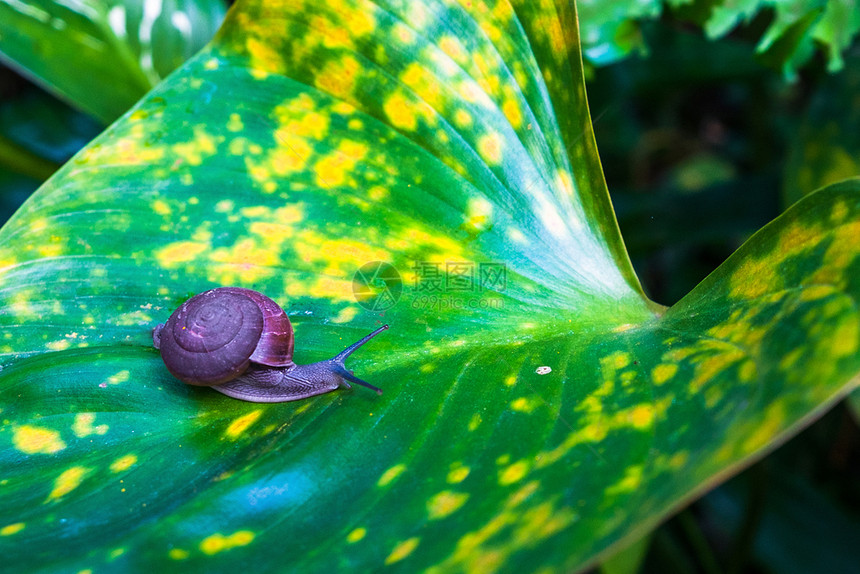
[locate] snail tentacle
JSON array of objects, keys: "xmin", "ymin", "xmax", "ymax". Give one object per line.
[{"xmin": 213, "ymin": 325, "xmax": 388, "ymax": 403}]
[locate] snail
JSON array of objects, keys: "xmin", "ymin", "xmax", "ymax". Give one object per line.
[{"xmin": 152, "ymin": 287, "xmax": 387, "ymax": 403}]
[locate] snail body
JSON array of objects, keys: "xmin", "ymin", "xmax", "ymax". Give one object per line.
[{"xmin": 153, "ymin": 287, "xmax": 387, "ymax": 402}]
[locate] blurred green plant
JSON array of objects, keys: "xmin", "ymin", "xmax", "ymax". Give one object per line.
[
  {"xmin": 0, "ymin": 0, "xmax": 227, "ymax": 122},
  {"xmin": 580, "ymin": 0, "xmax": 860, "ymax": 77}
]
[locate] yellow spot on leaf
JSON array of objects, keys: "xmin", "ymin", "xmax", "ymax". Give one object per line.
[
  {"xmin": 400, "ymin": 62, "xmax": 442, "ymax": 109},
  {"xmin": 368, "ymin": 185, "xmax": 388, "ymax": 201},
  {"xmin": 315, "ymin": 55, "xmax": 361, "ymax": 100},
  {"xmin": 464, "ymin": 196, "xmax": 493, "ymax": 234},
  {"xmin": 171, "ymin": 126, "xmax": 221, "ymax": 166},
  {"xmin": 378, "ymin": 464, "xmax": 406, "ymax": 487},
  {"xmin": 313, "ymin": 154, "xmax": 351, "ymax": 188},
  {"xmin": 468, "ymin": 413, "xmax": 482, "ymax": 431},
  {"xmin": 602, "ymin": 351, "xmax": 631, "ymax": 371},
  {"xmin": 169, "ymin": 548, "xmax": 189, "ymax": 560},
  {"xmin": 245, "ymin": 36, "xmax": 283, "ymax": 74},
  {"xmin": 728, "ymin": 255, "xmax": 775, "ymax": 299},
  {"xmin": 152, "ymin": 199, "xmax": 171, "ymax": 216},
  {"xmin": 199, "ymin": 530, "xmax": 255, "ymax": 555},
  {"xmin": 46, "ymin": 339, "xmax": 71, "ymax": 351},
  {"xmin": 344, "ymin": 6, "xmax": 375, "ymax": 37},
  {"xmin": 651, "ymin": 363, "xmax": 677, "ymax": 385},
  {"xmin": 388, "ymin": 19, "xmax": 412, "ymax": 43},
  {"xmin": 384, "ymin": 92, "xmax": 419, "ymax": 131},
  {"xmin": 458, "ymin": 79, "xmax": 483, "ymax": 103},
  {"xmin": 0, "ymin": 523, "xmax": 24, "ymax": 536},
  {"xmin": 779, "ymin": 347, "xmax": 803, "ymax": 370},
  {"xmin": 305, "ymin": 276, "xmax": 353, "ymax": 301},
  {"xmin": 514, "ymin": 501, "xmax": 577, "ymax": 545},
  {"xmin": 510, "ymin": 397, "xmax": 538, "ymax": 413},
  {"xmin": 13, "ymin": 425, "xmax": 66, "ymax": 454},
  {"xmin": 155, "ymin": 241, "xmax": 208, "ymax": 267},
  {"xmin": 738, "ymin": 359, "xmax": 757, "ymax": 382},
  {"xmin": 225, "ymin": 410, "xmax": 263, "ymax": 439},
  {"xmin": 502, "ymin": 99, "xmax": 522, "ymax": 129},
  {"xmin": 556, "ymin": 169, "xmax": 575, "ymax": 197},
  {"xmin": 227, "ymin": 113, "xmax": 244, "ymax": 132},
  {"xmin": 605, "ymin": 464, "xmax": 643, "ymax": 496},
  {"xmin": 831, "ymin": 315, "xmax": 859, "ymax": 357},
  {"xmin": 506, "ymin": 227, "xmax": 527, "ymax": 244},
  {"xmin": 110, "ymin": 454, "xmax": 138, "ymax": 473},
  {"xmin": 248, "ymin": 215, "xmax": 303, "ymax": 246},
  {"xmin": 29, "ymin": 218, "xmax": 48, "ymax": 232},
  {"xmin": 47, "ymin": 466, "xmax": 91, "ymax": 501},
  {"xmin": 109, "ymin": 548, "xmax": 125, "ymax": 560},
  {"xmin": 669, "ymin": 451, "xmax": 689, "ymax": 469},
  {"xmin": 331, "ymin": 306, "xmax": 358, "ymax": 324},
  {"xmin": 447, "ymin": 465, "xmax": 470, "ymax": 484},
  {"xmin": 293, "ymin": 233, "xmax": 392, "ymax": 275},
  {"xmin": 106, "ymin": 370, "xmax": 130, "ymax": 385},
  {"xmin": 72, "ymin": 413, "xmax": 108, "ymax": 438},
  {"xmin": 477, "ymin": 132, "xmax": 503, "ymax": 165},
  {"xmin": 628, "ymin": 405, "xmax": 654, "ymax": 429},
  {"xmin": 439, "ymin": 36, "xmax": 466, "ymax": 62},
  {"xmin": 831, "ymin": 199, "xmax": 849, "ymax": 222},
  {"xmin": 210, "ymin": 238, "xmax": 278, "ymax": 284},
  {"xmin": 743, "ymin": 402, "xmax": 786, "ymax": 453},
  {"xmin": 385, "ymin": 537, "xmax": 420, "ymax": 565},
  {"xmin": 507, "ymin": 480, "xmax": 540, "ymax": 508},
  {"xmin": 499, "ymin": 459, "xmax": 529, "ymax": 485},
  {"xmin": 454, "ymin": 108, "xmax": 473, "ymax": 128},
  {"xmin": 346, "ymin": 527, "xmax": 366, "ymax": 543},
  {"xmin": 688, "ymin": 346, "xmax": 745, "ymax": 394},
  {"xmin": 427, "ymin": 490, "xmax": 469, "ymax": 519}
]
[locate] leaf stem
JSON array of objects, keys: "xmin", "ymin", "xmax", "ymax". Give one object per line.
[{"xmin": 678, "ymin": 508, "xmax": 724, "ymax": 574}]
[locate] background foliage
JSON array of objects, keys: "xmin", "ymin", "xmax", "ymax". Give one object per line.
[{"xmin": 1, "ymin": 0, "xmax": 859, "ymax": 572}]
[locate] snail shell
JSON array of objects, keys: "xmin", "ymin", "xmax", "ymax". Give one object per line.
[{"xmin": 153, "ymin": 287, "xmax": 387, "ymax": 402}]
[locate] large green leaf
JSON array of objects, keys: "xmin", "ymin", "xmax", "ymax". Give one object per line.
[
  {"xmin": 0, "ymin": 0, "xmax": 227, "ymax": 123},
  {"xmin": 1, "ymin": 1, "xmax": 859, "ymax": 572}
]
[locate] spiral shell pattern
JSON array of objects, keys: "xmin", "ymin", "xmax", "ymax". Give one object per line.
[{"xmin": 156, "ymin": 289, "xmax": 265, "ymax": 385}]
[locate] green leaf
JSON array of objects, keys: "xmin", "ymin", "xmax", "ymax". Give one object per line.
[
  {"xmin": 1, "ymin": 1, "xmax": 859, "ymax": 572},
  {"xmin": 0, "ymin": 0, "xmax": 227, "ymax": 123}
]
